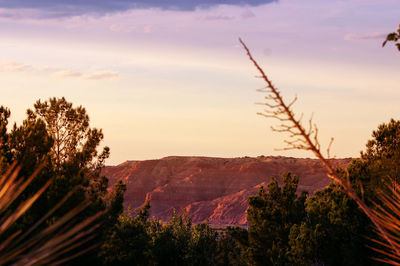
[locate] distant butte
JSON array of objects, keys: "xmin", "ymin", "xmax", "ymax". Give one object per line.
[{"xmin": 102, "ymin": 156, "xmax": 352, "ymax": 226}]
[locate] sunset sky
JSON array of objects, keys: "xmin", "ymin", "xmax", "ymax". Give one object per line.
[{"xmin": 1, "ymin": 0, "xmax": 399, "ymax": 165}]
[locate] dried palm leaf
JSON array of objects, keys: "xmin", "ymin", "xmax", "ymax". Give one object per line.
[{"xmin": 0, "ymin": 163, "xmax": 102, "ymax": 265}]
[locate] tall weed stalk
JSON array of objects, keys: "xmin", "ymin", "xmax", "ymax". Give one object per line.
[{"xmin": 240, "ymin": 38, "xmax": 400, "ymax": 264}]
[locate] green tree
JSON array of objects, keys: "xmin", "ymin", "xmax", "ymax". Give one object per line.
[
  {"xmin": 215, "ymin": 226, "xmax": 249, "ymax": 266},
  {"xmin": 383, "ymin": 24, "xmax": 400, "ymax": 51},
  {"xmin": 247, "ymin": 173, "xmax": 308, "ymax": 265},
  {"xmin": 27, "ymin": 97, "xmax": 107, "ymax": 170},
  {"xmin": 151, "ymin": 211, "xmax": 193, "ymax": 265},
  {"xmin": 25, "ymin": 97, "xmax": 110, "ymax": 206},
  {"xmin": 149, "ymin": 210, "xmax": 219, "ymax": 266},
  {"xmin": 245, "ymin": 173, "xmax": 379, "ymax": 266},
  {"xmin": 0, "ymin": 106, "xmax": 11, "ymax": 170},
  {"xmin": 190, "ymin": 223, "xmax": 218, "ymax": 265},
  {"xmin": 342, "ymin": 119, "xmax": 400, "ymax": 205},
  {"xmin": 299, "ymin": 184, "xmax": 376, "ymax": 265},
  {"xmin": 100, "ymin": 201, "xmax": 151, "ymax": 266},
  {"xmin": 0, "ymin": 98, "xmax": 124, "ymax": 263},
  {"xmin": 0, "ymin": 105, "xmax": 56, "ymax": 237},
  {"xmin": 288, "ymin": 222, "xmax": 317, "ymax": 265}
]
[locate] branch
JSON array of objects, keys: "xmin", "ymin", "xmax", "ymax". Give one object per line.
[{"xmin": 239, "ymin": 37, "xmax": 400, "ymax": 258}]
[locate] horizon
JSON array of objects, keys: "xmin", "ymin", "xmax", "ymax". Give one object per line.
[
  {"xmin": 107, "ymin": 154, "xmax": 354, "ymax": 166},
  {"xmin": 1, "ymin": 0, "xmax": 399, "ymax": 165}
]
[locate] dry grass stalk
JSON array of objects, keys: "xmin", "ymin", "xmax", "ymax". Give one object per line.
[
  {"xmin": 239, "ymin": 38, "xmax": 400, "ymax": 262},
  {"xmin": 0, "ymin": 163, "xmax": 102, "ymax": 265}
]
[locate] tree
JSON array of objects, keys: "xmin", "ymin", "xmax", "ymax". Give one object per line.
[
  {"xmin": 300, "ymin": 184, "xmax": 377, "ymax": 265},
  {"xmin": 215, "ymin": 226, "xmax": 249, "ymax": 266},
  {"xmin": 27, "ymin": 97, "xmax": 108, "ymax": 171},
  {"xmin": 190, "ymin": 223, "xmax": 218, "ymax": 265},
  {"xmin": 148, "ymin": 210, "xmax": 219, "ymax": 266},
  {"xmin": 0, "ymin": 105, "xmax": 56, "ymax": 239},
  {"xmin": 247, "ymin": 173, "xmax": 307, "ymax": 265},
  {"xmin": 99, "ymin": 202, "xmax": 151, "ymax": 266},
  {"xmin": 102, "ymin": 200, "xmax": 221, "ymax": 266},
  {"xmin": 151, "ymin": 211, "xmax": 193, "ymax": 265},
  {"xmin": 383, "ymin": 24, "xmax": 400, "ymax": 52},
  {"xmin": 0, "ymin": 98, "xmax": 124, "ymax": 263},
  {"xmin": 0, "ymin": 106, "xmax": 11, "ymax": 170},
  {"xmin": 19, "ymin": 97, "xmax": 111, "ymax": 212}
]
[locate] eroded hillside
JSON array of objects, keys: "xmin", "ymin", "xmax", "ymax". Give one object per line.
[{"xmin": 103, "ymin": 156, "xmax": 351, "ymax": 225}]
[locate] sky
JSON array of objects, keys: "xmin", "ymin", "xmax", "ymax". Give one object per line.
[{"xmin": 0, "ymin": 0, "xmax": 399, "ymax": 165}]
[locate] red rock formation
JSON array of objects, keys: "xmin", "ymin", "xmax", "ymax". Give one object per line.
[{"xmin": 103, "ymin": 156, "xmax": 351, "ymax": 226}]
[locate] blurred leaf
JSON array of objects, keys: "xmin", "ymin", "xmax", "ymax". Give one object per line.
[{"xmin": 0, "ymin": 164, "xmax": 101, "ymax": 265}]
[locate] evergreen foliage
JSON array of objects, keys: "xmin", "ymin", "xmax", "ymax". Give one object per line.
[
  {"xmin": 100, "ymin": 204, "xmax": 220, "ymax": 266},
  {"xmin": 247, "ymin": 173, "xmax": 307, "ymax": 265},
  {"xmin": 215, "ymin": 226, "xmax": 249, "ymax": 266},
  {"xmin": 100, "ymin": 202, "xmax": 151, "ymax": 265},
  {"xmin": 0, "ymin": 98, "xmax": 124, "ymax": 262}
]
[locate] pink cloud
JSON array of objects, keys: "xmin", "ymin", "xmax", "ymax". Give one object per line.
[
  {"xmin": 85, "ymin": 71, "xmax": 119, "ymax": 80},
  {"xmin": 109, "ymin": 23, "xmax": 137, "ymax": 33},
  {"xmin": 0, "ymin": 61, "xmax": 32, "ymax": 72},
  {"xmin": 0, "ymin": 61, "xmax": 119, "ymax": 81},
  {"xmin": 53, "ymin": 70, "xmax": 82, "ymax": 78},
  {"xmin": 344, "ymin": 32, "xmax": 387, "ymax": 41},
  {"xmin": 40, "ymin": 66, "xmax": 62, "ymax": 72},
  {"xmin": 143, "ymin": 25, "xmax": 153, "ymax": 33},
  {"xmin": 203, "ymin": 15, "xmax": 234, "ymax": 20},
  {"xmin": 241, "ymin": 9, "xmax": 255, "ymax": 19}
]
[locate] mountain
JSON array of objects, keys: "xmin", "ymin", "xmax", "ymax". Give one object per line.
[{"xmin": 103, "ymin": 156, "xmax": 351, "ymax": 226}]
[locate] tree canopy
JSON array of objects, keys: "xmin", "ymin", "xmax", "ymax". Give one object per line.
[
  {"xmin": 0, "ymin": 97, "xmax": 124, "ymax": 263},
  {"xmin": 383, "ymin": 24, "xmax": 400, "ymax": 51}
]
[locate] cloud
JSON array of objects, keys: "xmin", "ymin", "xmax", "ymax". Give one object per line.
[
  {"xmin": 344, "ymin": 32, "xmax": 387, "ymax": 41},
  {"xmin": 109, "ymin": 24, "xmax": 137, "ymax": 33},
  {"xmin": 240, "ymin": 9, "xmax": 255, "ymax": 19},
  {"xmin": 53, "ymin": 70, "xmax": 82, "ymax": 78},
  {"xmin": 143, "ymin": 25, "xmax": 153, "ymax": 33},
  {"xmin": 0, "ymin": 61, "xmax": 119, "ymax": 81},
  {"xmin": 85, "ymin": 71, "xmax": 119, "ymax": 80},
  {"xmin": 0, "ymin": 61, "xmax": 31, "ymax": 72},
  {"xmin": 40, "ymin": 66, "xmax": 63, "ymax": 72},
  {"xmin": 203, "ymin": 15, "xmax": 234, "ymax": 21},
  {"xmin": 0, "ymin": 0, "xmax": 277, "ymax": 17}
]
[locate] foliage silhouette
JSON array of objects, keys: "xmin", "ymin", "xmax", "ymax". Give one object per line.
[
  {"xmin": 247, "ymin": 173, "xmax": 307, "ymax": 265},
  {"xmin": 383, "ymin": 24, "xmax": 400, "ymax": 52},
  {"xmin": 0, "ymin": 98, "xmax": 124, "ymax": 263}
]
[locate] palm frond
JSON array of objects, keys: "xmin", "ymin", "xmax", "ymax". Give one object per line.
[{"xmin": 0, "ymin": 163, "xmax": 101, "ymax": 265}]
